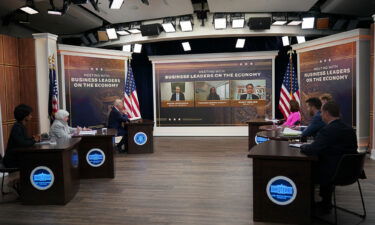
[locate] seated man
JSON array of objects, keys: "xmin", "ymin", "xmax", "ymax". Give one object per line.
[
  {"xmin": 240, "ymin": 83, "xmax": 259, "ymax": 100},
  {"xmin": 108, "ymin": 99, "xmax": 129, "ymax": 152},
  {"xmin": 170, "ymin": 86, "xmax": 185, "ymax": 101},
  {"xmin": 300, "ymin": 101, "xmax": 357, "ymax": 213},
  {"xmin": 301, "ymin": 97, "xmax": 325, "ymax": 138}
]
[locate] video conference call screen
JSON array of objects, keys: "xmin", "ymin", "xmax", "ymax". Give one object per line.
[{"xmin": 155, "ymin": 59, "xmax": 273, "ymax": 126}]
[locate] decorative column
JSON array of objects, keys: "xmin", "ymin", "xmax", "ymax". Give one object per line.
[
  {"xmin": 371, "ymin": 15, "xmax": 375, "ymax": 159},
  {"xmin": 33, "ymin": 33, "xmax": 59, "ymax": 133}
]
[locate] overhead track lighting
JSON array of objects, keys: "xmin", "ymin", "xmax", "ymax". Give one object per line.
[
  {"xmin": 272, "ymin": 13, "xmax": 287, "ymax": 25},
  {"xmin": 116, "ymin": 25, "xmax": 130, "ymax": 35},
  {"xmin": 231, "ymin": 13, "xmax": 245, "ymax": 28},
  {"xmin": 287, "ymin": 14, "xmax": 302, "ymax": 26},
  {"xmin": 235, "ymin": 39, "xmax": 245, "ymax": 48},
  {"xmin": 162, "ymin": 17, "xmax": 176, "ymax": 33},
  {"xmin": 20, "ymin": 0, "xmax": 39, "ymax": 15},
  {"xmin": 87, "ymin": 33, "xmax": 98, "ymax": 44},
  {"xmin": 182, "ymin": 42, "xmax": 191, "ymax": 51},
  {"xmin": 301, "ymin": 17, "xmax": 315, "ymax": 29},
  {"xmin": 179, "ymin": 15, "xmax": 193, "ymax": 32},
  {"xmin": 127, "ymin": 22, "xmax": 142, "ymax": 34},
  {"xmin": 109, "ymin": 0, "xmax": 124, "ymax": 9},
  {"xmin": 282, "ymin": 36, "xmax": 290, "ymax": 46},
  {"xmin": 122, "ymin": 45, "xmax": 131, "ymax": 52},
  {"xmin": 297, "ymin": 36, "xmax": 306, "ymax": 44},
  {"xmin": 213, "ymin": 13, "xmax": 227, "ymax": 30},
  {"xmin": 106, "ymin": 28, "xmax": 118, "ymax": 40},
  {"xmin": 133, "ymin": 44, "xmax": 142, "ymax": 53}
]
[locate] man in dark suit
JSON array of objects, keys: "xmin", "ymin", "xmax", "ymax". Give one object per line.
[
  {"xmin": 108, "ymin": 99, "xmax": 129, "ymax": 152},
  {"xmin": 301, "ymin": 97, "xmax": 326, "ymax": 138},
  {"xmin": 170, "ymin": 86, "xmax": 185, "ymax": 101},
  {"xmin": 240, "ymin": 83, "xmax": 259, "ymax": 100},
  {"xmin": 300, "ymin": 101, "xmax": 357, "ymax": 213}
]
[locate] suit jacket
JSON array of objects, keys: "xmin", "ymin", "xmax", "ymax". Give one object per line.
[
  {"xmin": 302, "ymin": 111, "xmax": 325, "ymax": 137},
  {"xmin": 170, "ymin": 93, "xmax": 185, "ymax": 101},
  {"xmin": 300, "ymin": 119, "xmax": 357, "ymax": 185},
  {"xmin": 50, "ymin": 119, "xmax": 76, "ymax": 141},
  {"xmin": 240, "ymin": 93, "xmax": 259, "ymax": 100},
  {"xmin": 3, "ymin": 122, "xmax": 36, "ymax": 168},
  {"xmin": 108, "ymin": 107, "xmax": 129, "ymax": 136}
]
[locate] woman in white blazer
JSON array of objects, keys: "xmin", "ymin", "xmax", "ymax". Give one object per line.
[{"xmin": 50, "ymin": 110, "xmax": 81, "ymax": 141}]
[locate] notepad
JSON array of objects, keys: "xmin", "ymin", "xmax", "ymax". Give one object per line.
[
  {"xmin": 282, "ymin": 128, "xmax": 302, "ymax": 136},
  {"xmin": 289, "ymin": 143, "xmax": 302, "ymax": 148},
  {"xmin": 79, "ymin": 130, "xmax": 97, "ymax": 135}
]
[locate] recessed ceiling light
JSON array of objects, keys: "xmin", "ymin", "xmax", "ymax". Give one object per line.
[{"xmin": 236, "ymin": 39, "xmax": 245, "ymax": 48}]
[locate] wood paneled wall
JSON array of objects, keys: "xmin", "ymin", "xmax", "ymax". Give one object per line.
[
  {"xmin": 0, "ymin": 35, "xmax": 39, "ymax": 149},
  {"xmin": 371, "ymin": 24, "xmax": 374, "ymax": 151}
]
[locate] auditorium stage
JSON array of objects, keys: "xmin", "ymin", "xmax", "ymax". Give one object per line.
[{"xmin": 0, "ymin": 137, "xmax": 374, "ymax": 225}]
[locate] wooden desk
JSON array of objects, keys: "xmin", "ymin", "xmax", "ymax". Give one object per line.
[
  {"xmin": 247, "ymin": 119, "xmax": 273, "ymax": 150},
  {"xmin": 74, "ymin": 129, "xmax": 116, "ymax": 179},
  {"xmin": 123, "ymin": 119, "xmax": 154, "ymax": 154},
  {"xmin": 256, "ymin": 129, "xmax": 301, "ymax": 141},
  {"xmin": 17, "ymin": 138, "xmax": 81, "ymax": 205},
  {"xmin": 248, "ymin": 141, "xmax": 317, "ymax": 224}
]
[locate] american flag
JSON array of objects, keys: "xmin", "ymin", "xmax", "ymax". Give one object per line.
[
  {"xmin": 123, "ymin": 65, "xmax": 141, "ymax": 119},
  {"xmin": 48, "ymin": 59, "xmax": 59, "ymax": 123},
  {"xmin": 278, "ymin": 57, "xmax": 300, "ymax": 119}
]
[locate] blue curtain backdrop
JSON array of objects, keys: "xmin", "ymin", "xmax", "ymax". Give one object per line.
[{"xmin": 129, "ymin": 36, "xmax": 298, "ymax": 120}]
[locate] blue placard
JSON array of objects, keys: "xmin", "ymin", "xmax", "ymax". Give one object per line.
[
  {"xmin": 255, "ymin": 135, "xmax": 269, "ymax": 144},
  {"xmin": 134, "ymin": 132, "xmax": 147, "ymax": 145},
  {"xmin": 71, "ymin": 149, "xmax": 79, "ymax": 168},
  {"xmin": 30, "ymin": 166, "xmax": 55, "ymax": 190},
  {"xmin": 266, "ymin": 176, "xmax": 297, "ymax": 205},
  {"xmin": 86, "ymin": 148, "xmax": 106, "ymax": 167}
]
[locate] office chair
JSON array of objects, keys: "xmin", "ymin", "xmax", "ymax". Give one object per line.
[
  {"xmin": 331, "ymin": 153, "xmax": 367, "ymax": 225},
  {"xmin": 0, "ymin": 158, "xmax": 19, "ymax": 195}
]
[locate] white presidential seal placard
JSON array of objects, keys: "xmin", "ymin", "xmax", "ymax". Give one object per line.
[
  {"xmin": 134, "ymin": 132, "xmax": 148, "ymax": 145},
  {"xmin": 86, "ymin": 148, "xmax": 106, "ymax": 167},
  {"xmin": 30, "ymin": 166, "xmax": 55, "ymax": 191},
  {"xmin": 266, "ymin": 176, "xmax": 297, "ymax": 205}
]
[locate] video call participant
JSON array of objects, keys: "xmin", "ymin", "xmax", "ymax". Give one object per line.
[
  {"xmin": 108, "ymin": 99, "xmax": 129, "ymax": 153},
  {"xmin": 301, "ymin": 97, "xmax": 325, "ymax": 138},
  {"xmin": 240, "ymin": 83, "xmax": 259, "ymax": 100},
  {"xmin": 301, "ymin": 101, "xmax": 358, "ymax": 214},
  {"xmin": 170, "ymin": 86, "xmax": 185, "ymax": 101},
  {"xmin": 207, "ymin": 87, "xmax": 220, "ymax": 100},
  {"xmin": 282, "ymin": 100, "xmax": 301, "ymax": 127}
]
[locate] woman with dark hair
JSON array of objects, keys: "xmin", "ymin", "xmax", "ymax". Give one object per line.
[
  {"xmin": 207, "ymin": 87, "xmax": 220, "ymax": 100},
  {"xmin": 282, "ymin": 100, "xmax": 301, "ymax": 127},
  {"xmin": 3, "ymin": 104, "xmax": 39, "ymax": 168}
]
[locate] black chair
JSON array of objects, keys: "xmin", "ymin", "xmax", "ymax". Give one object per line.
[
  {"xmin": 331, "ymin": 153, "xmax": 367, "ymax": 225},
  {"xmin": 0, "ymin": 158, "xmax": 19, "ymax": 195}
]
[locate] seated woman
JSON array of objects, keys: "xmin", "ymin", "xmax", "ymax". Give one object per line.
[
  {"xmin": 282, "ymin": 100, "xmax": 301, "ymax": 127},
  {"xmin": 3, "ymin": 104, "xmax": 39, "ymax": 168},
  {"xmin": 207, "ymin": 87, "xmax": 220, "ymax": 100},
  {"xmin": 50, "ymin": 109, "xmax": 89, "ymax": 141}
]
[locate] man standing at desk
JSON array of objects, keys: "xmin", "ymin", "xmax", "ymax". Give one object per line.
[
  {"xmin": 300, "ymin": 101, "xmax": 357, "ymax": 213},
  {"xmin": 108, "ymin": 99, "xmax": 129, "ymax": 153},
  {"xmin": 302, "ymin": 97, "xmax": 325, "ymax": 138}
]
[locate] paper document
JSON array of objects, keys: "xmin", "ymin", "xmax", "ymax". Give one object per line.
[
  {"xmin": 289, "ymin": 143, "xmax": 302, "ymax": 148},
  {"xmin": 265, "ymin": 118, "xmax": 279, "ymax": 123},
  {"xmin": 79, "ymin": 130, "xmax": 97, "ymax": 135},
  {"xmin": 282, "ymin": 128, "xmax": 302, "ymax": 136}
]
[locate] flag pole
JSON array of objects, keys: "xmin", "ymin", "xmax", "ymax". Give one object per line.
[{"xmin": 287, "ymin": 49, "xmax": 294, "ymax": 98}]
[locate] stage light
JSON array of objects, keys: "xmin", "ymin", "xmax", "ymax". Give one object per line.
[
  {"xmin": 282, "ymin": 36, "xmax": 290, "ymax": 46},
  {"xmin": 81, "ymin": 35, "xmax": 90, "ymax": 46},
  {"xmin": 133, "ymin": 44, "xmax": 142, "ymax": 53},
  {"xmin": 87, "ymin": 33, "xmax": 98, "ymax": 44},
  {"xmin": 231, "ymin": 13, "xmax": 245, "ymax": 28},
  {"xmin": 20, "ymin": 0, "xmax": 39, "ymax": 15},
  {"xmin": 272, "ymin": 14, "xmax": 287, "ymax": 25},
  {"xmin": 302, "ymin": 17, "xmax": 315, "ymax": 29},
  {"xmin": 106, "ymin": 28, "xmax": 118, "ymax": 40},
  {"xmin": 162, "ymin": 18, "xmax": 176, "ymax": 33},
  {"xmin": 287, "ymin": 14, "xmax": 302, "ymax": 26},
  {"xmin": 180, "ymin": 16, "xmax": 193, "ymax": 32},
  {"xmin": 122, "ymin": 45, "xmax": 131, "ymax": 52},
  {"xmin": 214, "ymin": 14, "xmax": 227, "ymax": 30},
  {"xmin": 297, "ymin": 36, "xmax": 306, "ymax": 43},
  {"xmin": 127, "ymin": 22, "xmax": 141, "ymax": 34},
  {"xmin": 182, "ymin": 42, "xmax": 191, "ymax": 51},
  {"xmin": 110, "ymin": 0, "xmax": 124, "ymax": 9},
  {"xmin": 48, "ymin": 10, "xmax": 62, "ymax": 15},
  {"xmin": 235, "ymin": 39, "xmax": 245, "ymax": 48},
  {"xmin": 116, "ymin": 26, "xmax": 130, "ymax": 35}
]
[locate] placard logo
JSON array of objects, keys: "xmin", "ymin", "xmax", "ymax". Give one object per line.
[
  {"xmin": 86, "ymin": 148, "xmax": 105, "ymax": 167},
  {"xmin": 71, "ymin": 149, "xmax": 79, "ymax": 168},
  {"xmin": 266, "ymin": 176, "xmax": 297, "ymax": 205},
  {"xmin": 255, "ymin": 135, "xmax": 269, "ymax": 144},
  {"xmin": 30, "ymin": 166, "xmax": 55, "ymax": 190},
  {"xmin": 134, "ymin": 132, "xmax": 147, "ymax": 145}
]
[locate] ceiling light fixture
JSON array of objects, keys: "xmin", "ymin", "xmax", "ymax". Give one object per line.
[
  {"xmin": 179, "ymin": 15, "xmax": 193, "ymax": 32},
  {"xmin": 297, "ymin": 36, "xmax": 306, "ymax": 43},
  {"xmin": 20, "ymin": 0, "xmax": 39, "ymax": 15},
  {"xmin": 122, "ymin": 44, "xmax": 131, "ymax": 52},
  {"xmin": 231, "ymin": 13, "xmax": 245, "ymax": 28},
  {"xmin": 109, "ymin": 0, "xmax": 124, "ymax": 9},
  {"xmin": 301, "ymin": 17, "xmax": 315, "ymax": 29},
  {"xmin": 127, "ymin": 22, "xmax": 142, "ymax": 34},
  {"xmin": 213, "ymin": 13, "xmax": 227, "ymax": 30},
  {"xmin": 272, "ymin": 13, "xmax": 287, "ymax": 25},
  {"xmin": 133, "ymin": 44, "xmax": 142, "ymax": 53},
  {"xmin": 162, "ymin": 17, "xmax": 176, "ymax": 33},
  {"xmin": 282, "ymin": 36, "xmax": 290, "ymax": 46},
  {"xmin": 106, "ymin": 28, "xmax": 118, "ymax": 39},
  {"xmin": 235, "ymin": 38, "xmax": 245, "ymax": 48},
  {"xmin": 182, "ymin": 42, "xmax": 191, "ymax": 51}
]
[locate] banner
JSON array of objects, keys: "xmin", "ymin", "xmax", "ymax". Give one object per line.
[
  {"xmin": 155, "ymin": 59, "xmax": 273, "ymax": 126},
  {"xmin": 64, "ymin": 55, "xmax": 125, "ymax": 127},
  {"xmin": 299, "ymin": 42, "xmax": 356, "ymax": 125}
]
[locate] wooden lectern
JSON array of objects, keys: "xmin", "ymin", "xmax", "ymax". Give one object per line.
[{"xmin": 123, "ymin": 119, "xmax": 154, "ymax": 154}]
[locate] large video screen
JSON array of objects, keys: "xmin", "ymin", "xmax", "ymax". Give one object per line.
[{"xmin": 155, "ymin": 59, "xmax": 273, "ymax": 126}]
